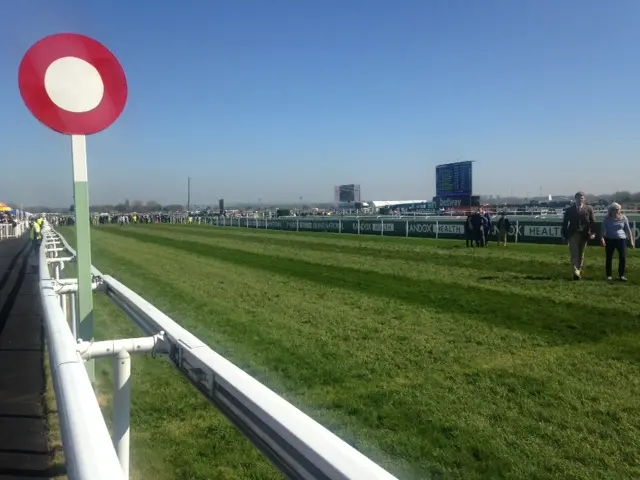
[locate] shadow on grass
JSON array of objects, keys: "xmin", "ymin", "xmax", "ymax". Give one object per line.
[
  {"xmin": 519, "ymin": 275, "xmax": 559, "ymax": 281},
  {"xmin": 102, "ymin": 229, "xmax": 639, "ymax": 345}
]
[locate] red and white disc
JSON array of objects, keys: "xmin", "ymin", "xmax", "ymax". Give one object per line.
[{"xmin": 18, "ymin": 33, "xmax": 128, "ymax": 135}]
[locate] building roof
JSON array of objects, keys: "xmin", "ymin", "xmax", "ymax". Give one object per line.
[{"xmin": 367, "ymin": 200, "xmax": 429, "ymax": 208}]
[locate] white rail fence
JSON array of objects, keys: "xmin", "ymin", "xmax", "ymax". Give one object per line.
[
  {"xmin": 39, "ymin": 223, "xmax": 398, "ymax": 480},
  {"xmin": 0, "ymin": 221, "xmax": 27, "ymax": 239}
]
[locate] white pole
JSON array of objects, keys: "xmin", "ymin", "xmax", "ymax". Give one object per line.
[
  {"xmin": 71, "ymin": 292, "xmax": 78, "ymax": 340},
  {"xmin": 71, "ymin": 134, "xmax": 96, "ymax": 383},
  {"xmin": 40, "ymin": 264, "xmax": 125, "ymax": 480},
  {"xmin": 113, "ymin": 349, "xmax": 131, "ymax": 479},
  {"xmin": 61, "ymin": 292, "xmax": 68, "ymax": 319}
]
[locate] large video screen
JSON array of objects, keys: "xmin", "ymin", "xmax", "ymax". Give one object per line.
[
  {"xmin": 335, "ymin": 184, "xmax": 361, "ymax": 203},
  {"xmin": 435, "ymin": 161, "xmax": 473, "ymax": 197}
]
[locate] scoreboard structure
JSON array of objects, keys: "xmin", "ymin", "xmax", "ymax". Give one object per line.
[
  {"xmin": 334, "ymin": 184, "xmax": 361, "ymax": 204},
  {"xmin": 435, "ymin": 161, "xmax": 473, "ymax": 197}
]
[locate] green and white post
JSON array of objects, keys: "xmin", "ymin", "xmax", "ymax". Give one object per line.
[
  {"xmin": 71, "ymin": 134, "xmax": 95, "ymax": 383},
  {"xmin": 19, "ymin": 34, "xmax": 128, "ymax": 389}
]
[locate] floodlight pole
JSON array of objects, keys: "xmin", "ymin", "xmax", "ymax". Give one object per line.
[{"xmin": 187, "ymin": 177, "xmax": 191, "ymax": 212}]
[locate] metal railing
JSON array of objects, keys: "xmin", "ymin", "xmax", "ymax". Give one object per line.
[
  {"xmin": 39, "ymin": 223, "xmax": 399, "ymax": 480},
  {"xmin": 39, "ymin": 227, "xmax": 127, "ymax": 480},
  {"xmin": 0, "ymin": 221, "xmax": 27, "ymax": 239}
]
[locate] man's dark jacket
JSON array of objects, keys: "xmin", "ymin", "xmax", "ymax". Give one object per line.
[
  {"xmin": 470, "ymin": 212, "xmax": 485, "ymax": 230},
  {"xmin": 562, "ymin": 204, "xmax": 596, "ymax": 239}
]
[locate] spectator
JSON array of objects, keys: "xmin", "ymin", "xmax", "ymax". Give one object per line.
[
  {"xmin": 496, "ymin": 212, "xmax": 511, "ymax": 247},
  {"xmin": 464, "ymin": 212, "xmax": 473, "ymax": 247},
  {"xmin": 562, "ymin": 191, "xmax": 596, "ymax": 280},
  {"xmin": 470, "ymin": 209, "xmax": 486, "ymax": 247},
  {"xmin": 601, "ymin": 202, "xmax": 635, "ymax": 281},
  {"xmin": 481, "ymin": 208, "xmax": 492, "ymax": 247},
  {"xmin": 29, "ymin": 217, "xmax": 42, "ymax": 252}
]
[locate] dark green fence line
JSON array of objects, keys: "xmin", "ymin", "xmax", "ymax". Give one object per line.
[{"xmin": 210, "ymin": 218, "xmax": 639, "ymax": 246}]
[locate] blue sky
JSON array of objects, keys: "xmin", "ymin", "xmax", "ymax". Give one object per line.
[{"xmin": 1, "ymin": 0, "xmax": 639, "ymax": 207}]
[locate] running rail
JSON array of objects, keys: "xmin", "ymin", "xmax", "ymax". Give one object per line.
[
  {"xmin": 49, "ymin": 227, "xmax": 399, "ymax": 480},
  {"xmin": 38, "ymin": 229, "xmax": 126, "ymax": 480}
]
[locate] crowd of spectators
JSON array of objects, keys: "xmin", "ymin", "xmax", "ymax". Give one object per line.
[{"xmin": 0, "ymin": 212, "xmax": 17, "ymax": 226}]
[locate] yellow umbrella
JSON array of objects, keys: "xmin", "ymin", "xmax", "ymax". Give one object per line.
[{"xmin": 0, "ymin": 203, "xmax": 11, "ymax": 212}]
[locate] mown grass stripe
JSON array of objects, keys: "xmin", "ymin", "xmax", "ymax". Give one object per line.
[
  {"xmin": 59, "ymin": 229, "xmax": 284, "ymax": 480},
  {"xmin": 100, "ymin": 226, "xmax": 639, "ymax": 345},
  {"xmin": 142, "ymin": 224, "xmax": 567, "ymax": 275},
  {"xmin": 125, "ymin": 224, "xmax": 640, "ymax": 297},
  {"xmin": 100, "ymin": 224, "xmax": 637, "ymax": 313},
  {"xmin": 153, "ymin": 223, "xmax": 571, "ymax": 261}
]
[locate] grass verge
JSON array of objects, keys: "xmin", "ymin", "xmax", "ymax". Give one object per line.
[{"xmin": 60, "ymin": 234, "xmax": 282, "ymax": 480}]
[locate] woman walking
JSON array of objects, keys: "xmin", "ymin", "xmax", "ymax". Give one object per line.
[{"xmin": 600, "ymin": 202, "xmax": 635, "ymax": 281}]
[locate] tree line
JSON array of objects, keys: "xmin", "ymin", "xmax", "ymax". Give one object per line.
[
  {"xmin": 12, "ymin": 190, "xmax": 640, "ymax": 214},
  {"xmin": 480, "ymin": 190, "xmax": 640, "ymax": 206}
]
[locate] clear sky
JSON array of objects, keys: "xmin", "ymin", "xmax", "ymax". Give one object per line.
[{"xmin": 1, "ymin": 0, "xmax": 639, "ymax": 207}]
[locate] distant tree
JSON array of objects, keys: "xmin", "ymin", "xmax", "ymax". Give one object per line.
[
  {"xmin": 145, "ymin": 200, "xmax": 162, "ymax": 211},
  {"xmin": 163, "ymin": 204, "xmax": 184, "ymax": 212},
  {"xmin": 612, "ymin": 191, "xmax": 632, "ymax": 203},
  {"xmin": 131, "ymin": 200, "xmax": 144, "ymax": 212},
  {"xmin": 69, "ymin": 204, "xmax": 75, "ymax": 213}
]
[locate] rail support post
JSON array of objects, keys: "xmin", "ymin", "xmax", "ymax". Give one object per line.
[
  {"xmin": 70, "ymin": 291, "xmax": 78, "ymax": 340},
  {"xmin": 113, "ymin": 350, "xmax": 131, "ymax": 479},
  {"xmin": 77, "ymin": 332, "xmax": 166, "ymax": 480}
]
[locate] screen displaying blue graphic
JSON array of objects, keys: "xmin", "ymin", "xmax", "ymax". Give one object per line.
[
  {"xmin": 334, "ymin": 184, "xmax": 361, "ymax": 203},
  {"xmin": 435, "ymin": 161, "xmax": 473, "ymax": 197}
]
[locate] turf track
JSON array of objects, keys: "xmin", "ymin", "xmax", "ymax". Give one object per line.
[{"xmin": 59, "ymin": 225, "xmax": 640, "ymax": 480}]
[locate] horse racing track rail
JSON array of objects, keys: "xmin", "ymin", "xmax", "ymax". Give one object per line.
[{"xmin": 39, "ymin": 223, "xmax": 398, "ymax": 480}]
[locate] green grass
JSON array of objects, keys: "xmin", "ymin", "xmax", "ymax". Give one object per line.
[
  {"xmin": 58, "ymin": 224, "xmax": 640, "ymax": 479},
  {"xmin": 44, "ymin": 345, "xmax": 67, "ymax": 480},
  {"xmin": 57, "ymin": 241, "xmax": 279, "ymax": 480}
]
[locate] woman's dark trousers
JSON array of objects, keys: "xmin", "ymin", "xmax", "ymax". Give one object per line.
[{"xmin": 605, "ymin": 238, "xmax": 627, "ymax": 277}]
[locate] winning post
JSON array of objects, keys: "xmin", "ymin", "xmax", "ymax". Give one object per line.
[{"xmin": 19, "ymin": 33, "xmax": 128, "ymax": 383}]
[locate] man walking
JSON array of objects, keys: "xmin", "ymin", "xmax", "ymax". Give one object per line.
[
  {"xmin": 562, "ymin": 191, "xmax": 596, "ymax": 280},
  {"xmin": 481, "ymin": 208, "xmax": 493, "ymax": 246},
  {"xmin": 470, "ymin": 209, "xmax": 486, "ymax": 247},
  {"xmin": 464, "ymin": 212, "xmax": 473, "ymax": 247},
  {"xmin": 496, "ymin": 212, "xmax": 511, "ymax": 247}
]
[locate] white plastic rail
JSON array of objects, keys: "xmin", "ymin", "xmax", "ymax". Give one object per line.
[
  {"xmin": 39, "ymin": 229, "xmax": 126, "ymax": 480},
  {"xmin": 47, "ymin": 227, "xmax": 399, "ymax": 480},
  {"xmin": 103, "ymin": 275, "xmax": 398, "ymax": 480}
]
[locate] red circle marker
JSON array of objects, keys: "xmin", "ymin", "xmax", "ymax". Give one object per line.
[{"xmin": 18, "ymin": 33, "xmax": 128, "ymax": 135}]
